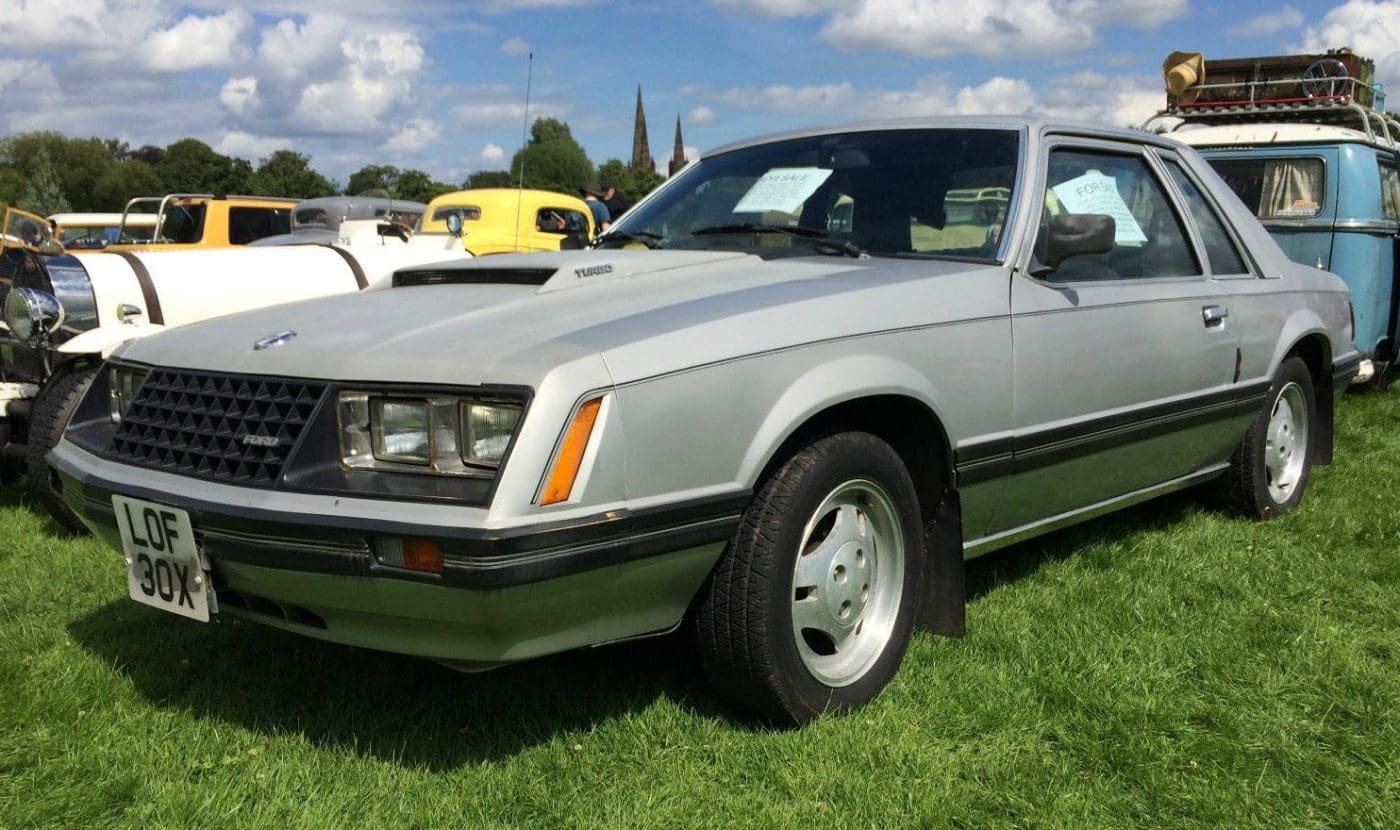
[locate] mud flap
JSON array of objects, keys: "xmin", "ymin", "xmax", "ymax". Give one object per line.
[{"xmin": 917, "ymin": 487, "xmax": 965, "ymax": 637}]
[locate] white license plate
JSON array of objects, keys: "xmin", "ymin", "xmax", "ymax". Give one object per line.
[{"xmin": 112, "ymin": 495, "xmax": 210, "ymax": 623}]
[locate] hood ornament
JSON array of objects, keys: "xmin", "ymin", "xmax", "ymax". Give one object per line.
[{"xmin": 253, "ymin": 330, "xmax": 297, "ymax": 351}]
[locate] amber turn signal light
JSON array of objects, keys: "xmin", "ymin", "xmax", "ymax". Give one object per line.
[
  {"xmin": 540, "ymin": 397, "xmax": 603, "ymax": 505},
  {"xmin": 401, "ymin": 539, "xmax": 443, "ymax": 574},
  {"xmin": 376, "ymin": 537, "xmax": 443, "ymax": 574}
]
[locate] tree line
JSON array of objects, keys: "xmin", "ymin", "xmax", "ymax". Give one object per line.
[{"xmin": 0, "ymin": 117, "xmax": 667, "ymax": 217}]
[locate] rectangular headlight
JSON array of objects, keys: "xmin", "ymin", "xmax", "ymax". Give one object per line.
[
  {"xmin": 108, "ymin": 365, "xmax": 148, "ymax": 424},
  {"xmin": 371, "ymin": 398, "xmax": 430, "ymax": 465},
  {"xmin": 338, "ymin": 391, "xmax": 522, "ymax": 476},
  {"xmin": 461, "ymin": 401, "xmax": 522, "ymax": 467}
]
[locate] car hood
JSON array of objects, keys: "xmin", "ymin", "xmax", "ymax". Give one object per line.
[{"xmin": 118, "ymin": 249, "xmax": 1003, "ymax": 387}]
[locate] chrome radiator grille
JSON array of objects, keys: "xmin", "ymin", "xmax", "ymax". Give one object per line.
[{"xmin": 110, "ymin": 369, "xmax": 326, "ymax": 485}]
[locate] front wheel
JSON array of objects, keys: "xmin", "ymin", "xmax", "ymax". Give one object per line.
[
  {"xmin": 1222, "ymin": 356, "xmax": 1316, "ymax": 519},
  {"xmin": 695, "ymin": 431, "xmax": 923, "ymax": 725}
]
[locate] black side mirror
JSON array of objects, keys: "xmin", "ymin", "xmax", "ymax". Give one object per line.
[{"xmin": 1034, "ymin": 213, "xmax": 1115, "ymax": 276}]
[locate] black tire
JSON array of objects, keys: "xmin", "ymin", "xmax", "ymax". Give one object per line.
[
  {"xmin": 695, "ymin": 431, "xmax": 924, "ymax": 725},
  {"xmin": 1221, "ymin": 356, "xmax": 1316, "ymax": 519},
  {"xmin": 26, "ymin": 365, "xmax": 95, "ymax": 534},
  {"xmin": 0, "ymin": 420, "xmax": 20, "ymax": 484}
]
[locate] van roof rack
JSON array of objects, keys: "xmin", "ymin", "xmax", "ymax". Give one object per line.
[{"xmin": 1143, "ymin": 48, "xmax": 1400, "ymax": 146}]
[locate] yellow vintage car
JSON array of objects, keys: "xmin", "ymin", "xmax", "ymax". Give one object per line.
[
  {"xmin": 106, "ymin": 194, "xmax": 297, "ymax": 252},
  {"xmin": 421, "ymin": 188, "xmax": 594, "ymax": 254}
]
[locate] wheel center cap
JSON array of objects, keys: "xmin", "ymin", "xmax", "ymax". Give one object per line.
[{"xmin": 824, "ymin": 540, "xmax": 870, "ymax": 626}]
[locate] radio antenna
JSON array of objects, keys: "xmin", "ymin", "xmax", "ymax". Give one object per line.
[{"xmin": 514, "ymin": 51, "xmax": 533, "ymax": 248}]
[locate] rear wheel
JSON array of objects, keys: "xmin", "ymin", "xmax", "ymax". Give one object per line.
[
  {"xmin": 1222, "ymin": 356, "xmax": 1316, "ymax": 518},
  {"xmin": 26, "ymin": 365, "xmax": 95, "ymax": 534},
  {"xmin": 695, "ymin": 431, "xmax": 923, "ymax": 725}
]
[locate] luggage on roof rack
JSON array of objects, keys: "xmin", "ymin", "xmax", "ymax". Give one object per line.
[{"xmin": 1146, "ymin": 47, "xmax": 1400, "ymax": 146}]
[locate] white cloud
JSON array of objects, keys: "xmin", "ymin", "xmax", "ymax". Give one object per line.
[
  {"xmin": 684, "ymin": 72, "xmax": 1158, "ymax": 127},
  {"xmin": 1230, "ymin": 6, "xmax": 1304, "ymax": 36},
  {"xmin": 256, "ymin": 14, "xmax": 348, "ymax": 81},
  {"xmin": 1037, "ymin": 71, "xmax": 1162, "ymax": 128},
  {"xmin": 288, "ymin": 29, "xmax": 426, "ymax": 133},
  {"xmin": 479, "ymin": 143, "xmax": 506, "ymax": 164},
  {"xmin": 342, "ymin": 31, "xmax": 424, "ymax": 76},
  {"xmin": 710, "ymin": 0, "xmax": 842, "ymax": 14},
  {"xmin": 685, "ymin": 75, "xmax": 1034, "ymax": 119},
  {"xmin": 710, "ymin": 0, "xmax": 1187, "ymax": 59},
  {"xmin": 501, "ymin": 37, "xmax": 531, "ymax": 56},
  {"xmin": 219, "ymin": 75, "xmax": 260, "ymax": 116},
  {"xmin": 478, "ymin": 0, "xmax": 602, "ymax": 9},
  {"xmin": 381, "ymin": 118, "xmax": 442, "ymax": 153},
  {"xmin": 0, "ymin": 58, "xmax": 61, "ymax": 100},
  {"xmin": 688, "ymin": 105, "xmax": 716, "ymax": 124},
  {"xmin": 214, "ymin": 129, "xmax": 294, "ymax": 162},
  {"xmin": 0, "ymin": 0, "xmax": 163, "ymax": 51},
  {"xmin": 1298, "ymin": 1, "xmax": 1400, "ymax": 88},
  {"xmin": 142, "ymin": 9, "xmax": 253, "ymax": 71}
]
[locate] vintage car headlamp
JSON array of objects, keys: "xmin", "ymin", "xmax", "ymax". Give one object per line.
[
  {"xmin": 3, "ymin": 287, "xmax": 63, "ymax": 341},
  {"xmin": 461, "ymin": 401, "xmax": 522, "ymax": 466},
  {"xmin": 371, "ymin": 398, "xmax": 431, "ymax": 465},
  {"xmin": 339, "ymin": 391, "xmax": 521, "ymax": 475},
  {"xmin": 107, "ymin": 364, "xmax": 148, "ymax": 424}
]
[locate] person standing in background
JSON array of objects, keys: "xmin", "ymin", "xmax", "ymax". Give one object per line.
[
  {"xmin": 601, "ymin": 182, "xmax": 631, "ymax": 222},
  {"xmin": 581, "ymin": 183, "xmax": 611, "ymax": 232}
]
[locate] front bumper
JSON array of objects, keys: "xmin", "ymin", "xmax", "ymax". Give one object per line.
[{"xmin": 51, "ymin": 439, "xmax": 744, "ymax": 665}]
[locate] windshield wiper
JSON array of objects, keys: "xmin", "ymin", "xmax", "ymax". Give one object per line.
[
  {"xmin": 595, "ymin": 229, "xmax": 664, "ymax": 249},
  {"xmin": 690, "ymin": 223, "xmax": 864, "ymax": 258}
]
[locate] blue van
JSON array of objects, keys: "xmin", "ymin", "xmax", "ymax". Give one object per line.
[{"xmin": 1150, "ymin": 49, "xmax": 1400, "ymax": 385}]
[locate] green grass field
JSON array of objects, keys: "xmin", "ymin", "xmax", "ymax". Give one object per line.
[{"xmin": 2, "ymin": 392, "xmax": 1397, "ymax": 829}]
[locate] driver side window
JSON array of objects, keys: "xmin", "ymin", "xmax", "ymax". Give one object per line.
[{"xmin": 1037, "ymin": 148, "xmax": 1201, "ymax": 281}]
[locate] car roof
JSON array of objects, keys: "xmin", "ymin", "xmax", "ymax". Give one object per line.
[{"xmin": 700, "ymin": 116, "xmax": 1183, "ymax": 159}]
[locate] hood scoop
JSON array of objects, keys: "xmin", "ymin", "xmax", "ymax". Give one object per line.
[{"xmin": 393, "ymin": 267, "xmax": 558, "ymax": 287}]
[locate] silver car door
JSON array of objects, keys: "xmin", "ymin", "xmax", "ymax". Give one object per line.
[{"xmin": 990, "ymin": 140, "xmax": 1242, "ymax": 535}]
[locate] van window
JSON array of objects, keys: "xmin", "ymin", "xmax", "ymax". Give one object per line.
[
  {"xmin": 229, "ymin": 207, "xmax": 292, "ymax": 245},
  {"xmin": 1379, "ymin": 161, "xmax": 1400, "ymax": 221},
  {"xmin": 1206, "ymin": 157, "xmax": 1325, "ymax": 219}
]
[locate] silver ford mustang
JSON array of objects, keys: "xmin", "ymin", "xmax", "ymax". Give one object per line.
[{"xmin": 50, "ymin": 118, "xmax": 1358, "ymax": 724}]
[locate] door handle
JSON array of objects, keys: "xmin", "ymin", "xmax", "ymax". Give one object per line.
[{"xmin": 1202, "ymin": 305, "xmax": 1229, "ymax": 326}]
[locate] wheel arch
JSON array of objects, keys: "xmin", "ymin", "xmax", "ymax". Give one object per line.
[
  {"xmin": 753, "ymin": 393, "xmax": 954, "ymax": 525},
  {"xmin": 739, "ymin": 364, "xmax": 966, "ymax": 638}
]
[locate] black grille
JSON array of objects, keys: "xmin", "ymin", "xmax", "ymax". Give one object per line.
[{"xmin": 111, "ymin": 370, "xmax": 326, "ymax": 485}]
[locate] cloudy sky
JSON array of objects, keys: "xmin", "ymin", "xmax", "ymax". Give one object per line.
[{"xmin": 0, "ymin": 0, "xmax": 1395, "ymax": 186}]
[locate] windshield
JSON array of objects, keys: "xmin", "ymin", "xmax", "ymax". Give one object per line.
[{"xmin": 605, "ymin": 128, "xmax": 1020, "ymax": 260}]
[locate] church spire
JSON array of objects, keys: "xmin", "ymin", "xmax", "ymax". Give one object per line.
[
  {"xmin": 630, "ymin": 86, "xmax": 654, "ymax": 173},
  {"xmin": 669, "ymin": 114, "xmax": 687, "ymax": 177}
]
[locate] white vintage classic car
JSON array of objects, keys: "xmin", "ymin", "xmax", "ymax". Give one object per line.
[{"xmin": 1, "ymin": 208, "xmax": 471, "ymax": 527}]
